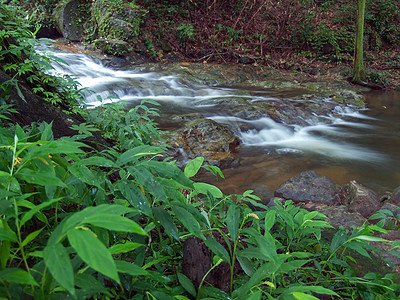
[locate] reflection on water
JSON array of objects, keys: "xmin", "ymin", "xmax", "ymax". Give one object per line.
[{"xmin": 42, "ymin": 46, "xmax": 400, "ymax": 197}]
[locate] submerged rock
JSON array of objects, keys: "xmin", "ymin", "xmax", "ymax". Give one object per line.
[{"xmin": 274, "ymin": 170, "xmax": 340, "ymax": 205}]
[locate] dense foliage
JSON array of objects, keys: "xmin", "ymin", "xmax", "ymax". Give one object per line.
[{"xmin": 1, "ymin": 2, "xmax": 400, "ymax": 299}]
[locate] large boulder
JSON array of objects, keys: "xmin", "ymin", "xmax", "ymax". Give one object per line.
[
  {"xmin": 92, "ymin": 0, "xmax": 145, "ymax": 42},
  {"xmin": 338, "ymin": 180, "xmax": 382, "ymax": 218},
  {"xmin": 274, "ymin": 170, "xmax": 340, "ymax": 205},
  {"xmin": 54, "ymin": 0, "xmax": 90, "ymax": 41},
  {"xmin": 175, "ymin": 119, "xmax": 240, "ymax": 168}
]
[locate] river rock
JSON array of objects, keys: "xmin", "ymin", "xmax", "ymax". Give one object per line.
[
  {"xmin": 391, "ymin": 186, "xmax": 400, "ymax": 206},
  {"xmin": 338, "ymin": 180, "xmax": 381, "ymax": 218},
  {"xmin": 274, "ymin": 170, "xmax": 340, "ymax": 205},
  {"xmin": 178, "ymin": 119, "xmax": 240, "ymax": 168},
  {"xmin": 307, "ymin": 204, "xmax": 366, "ymax": 229},
  {"xmin": 54, "ymin": 0, "xmax": 88, "ymax": 41}
]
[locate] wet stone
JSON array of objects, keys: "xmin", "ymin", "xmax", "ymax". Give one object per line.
[{"xmin": 274, "ymin": 170, "xmax": 340, "ymax": 205}]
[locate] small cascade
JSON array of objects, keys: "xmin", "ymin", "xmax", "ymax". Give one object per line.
[{"xmin": 39, "ymin": 44, "xmax": 400, "ymax": 193}]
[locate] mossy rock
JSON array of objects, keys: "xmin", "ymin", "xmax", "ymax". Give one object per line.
[
  {"xmin": 94, "ymin": 39, "xmax": 131, "ymax": 56},
  {"xmin": 54, "ymin": 0, "xmax": 90, "ymax": 41},
  {"xmin": 92, "ymin": 0, "xmax": 146, "ymax": 42}
]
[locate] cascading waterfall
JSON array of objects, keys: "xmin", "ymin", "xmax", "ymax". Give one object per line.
[{"xmin": 40, "ymin": 45, "xmax": 400, "ymax": 194}]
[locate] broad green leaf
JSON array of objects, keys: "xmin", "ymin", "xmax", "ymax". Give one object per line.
[
  {"xmin": 237, "ymin": 255, "xmax": 255, "ymax": 277},
  {"xmin": 193, "ymin": 182, "xmax": 223, "ymax": 198},
  {"xmin": 117, "ymin": 180, "xmax": 151, "ymax": 216},
  {"xmin": 108, "ymin": 242, "xmax": 143, "ymax": 254},
  {"xmin": 40, "ymin": 121, "xmax": 54, "ymax": 141},
  {"xmin": 204, "ymin": 237, "xmax": 230, "ymax": 263},
  {"xmin": 264, "ymin": 210, "xmax": 276, "ymax": 232},
  {"xmin": 116, "ymin": 145, "xmax": 164, "ymax": 166},
  {"xmin": 171, "ymin": 204, "xmax": 204, "ymax": 239},
  {"xmin": 43, "ymin": 242, "xmax": 75, "ymax": 295},
  {"xmin": 247, "ymin": 291, "xmax": 262, "ymax": 300},
  {"xmin": 20, "ymin": 197, "xmax": 61, "ymax": 227},
  {"xmin": 0, "ymin": 227, "xmax": 17, "ymax": 242},
  {"xmin": 80, "ymin": 156, "xmax": 117, "ymax": 168},
  {"xmin": 184, "ymin": 157, "xmax": 204, "ymax": 178},
  {"xmin": 115, "ymin": 260, "xmax": 149, "ymax": 276},
  {"xmin": 292, "ymin": 292, "xmax": 319, "ymax": 300},
  {"xmin": 68, "ymin": 228, "xmax": 119, "ymax": 282},
  {"xmin": 330, "ymin": 229, "xmax": 348, "ymax": 253},
  {"xmin": 280, "ymin": 260, "xmax": 309, "ymax": 273},
  {"xmin": 62, "ymin": 204, "xmax": 136, "ymax": 233},
  {"xmin": 355, "ymin": 235, "xmax": 388, "ymax": 242},
  {"xmin": 75, "ymin": 273, "xmax": 112, "ymax": 298},
  {"xmin": 16, "ymin": 169, "xmax": 67, "ymax": 187},
  {"xmin": 153, "ymin": 207, "xmax": 179, "ymax": 240},
  {"xmin": 283, "ymin": 286, "xmax": 338, "ymax": 297},
  {"xmin": 236, "ymin": 262, "xmax": 280, "ymax": 300},
  {"xmin": 128, "ymin": 165, "xmax": 167, "ymax": 202},
  {"xmin": 140, "ymin": 160, "xmax": 193, "ymax": 188},
  {"xmin": 0, "ymin": 268, "xmax": 38, "ymax": 286},
  {"xmin": 177, "ymin": 272, "xmax": 196, "ymax": 297},
  {"xmin": 68, "ymin": 162, "xmax": 102, "ymax": 189},
  {"xmin": 84, "ymin": 214, "xmax": 147, "ymax": 235},
  {"xmin": 226, "ymin": 204, "xmax": 240, "ymax": 241},
  {"xmin": 22, "ymin": 227, "xmax": 44, "ymax": 247}
]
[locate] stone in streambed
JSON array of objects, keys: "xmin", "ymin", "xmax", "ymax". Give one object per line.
[
  {"xmin": 274, "ymin": 170, "xmax": 340, "ymax": 205},
  {"xmin": 338, "ymin": 180, "xmax": 382, "ymax": 218}
]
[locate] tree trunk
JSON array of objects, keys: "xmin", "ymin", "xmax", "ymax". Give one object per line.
[{"xmin": 353, "ymin": 0, "xmax": 366, "ymax": 83}]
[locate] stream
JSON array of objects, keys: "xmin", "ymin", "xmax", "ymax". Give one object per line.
[{"xmin": 43, "ymin": 45, "xmax": 400, "ymax": 198}]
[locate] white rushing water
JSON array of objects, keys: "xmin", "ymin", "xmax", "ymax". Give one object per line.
[{"xmin": 42, "ymin": 46, "xmax": 389, "ymax": 166}]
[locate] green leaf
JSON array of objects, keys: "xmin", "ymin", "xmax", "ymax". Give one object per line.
[
  {"xmin": 84, "ymin": 214, "xmax": 147, "ymax": 235},
  {"xmin": 16, "ymin": 169, "xmax": 67, "ymax": 187},
  {"xmin": 108, "ymin": 242, "xmax": 144, "ymax": 254},
  {"xmin": 204, "ymin": 237, "xmax": 230, "ymax": 263},
  {"xmin": 237, "ymin": 256, "xmax": 255, "ymax": 277},
  {"xmin": 129, "ymin": 165, "xmax": 167, "ymax": 202},
  {"xmin": 264, "ymin": 210, "xmax": 276, "ymax": 232},
  {"xmin": 177, "ymin": 272, "xmax": 196, "ymax": 297},
  {"xmin": 355, "ymin": 235, "xmax": 388, "ymax": 243},
  {"xmin": 117, "ymin": 180, "xmax": 151, "ymax": 216},
  {"xmin": 20, "ymin": 197, "xmax": 61, "ymax": 227},
  {"xmin": 184, "ymin": 157, "xmax": 204, "ymax": 178},
  {"xmin": 62, "ymin": 204, "xmax": 136, "ymax": 233},
  {"xmin": 0, "ymin": 268, "xmax": 38, "ymax": 286},
  {"xmin": 330, "ymin": 229, "xmax": 347, "ymax": 253},
  {"xmin": 193, "ymin": 182, "xmax": 223, "ymax": 198},
  {"xmin": 171, "ymin": 204, "xmax": 204, "ymax": 239},
  {"xmin": 68, "ymin": 228, "xmax": 119, "ymax": 283},
  {"xmin": 226, "ymin": 204, "xmax": 240, "ymax": 241},
  {"xmin": 140, "ymin": 160, "xmax": 193, "ymax": 188},
  {"xmin": 280, "ymin": 260, "xmax": 309, "ymax": 273},
  {"xmin": 292, "ymin": 292, "xmax": 319, "ymax": 300},
  {"xmin": 153, "ymin": 207, "xmax": 179, "ymax": 240},
  {"xmin": 22, "ymin": 227, "xmax": 44, "ymax": 247},
  {"xmin": 0, "ymin": 227, "xmax": 17, "ymax": 242},
  {"xmin": 115, "ymin": 260, "xmax": 149, "ymax": 276},
  {"xmin": 43, "ymin": 242, "xmax": 75, "ymax": 295},
  {"xmin": 116, "ymin": 145, "xmax": 164, "ymax": 166},
  {"xmin": 80, "ymin": 156, "xmax": 117, "ymax": 168},
  {"xmin": 68, "ymin": 162, "xmax": 102, "ymax": 189}
]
